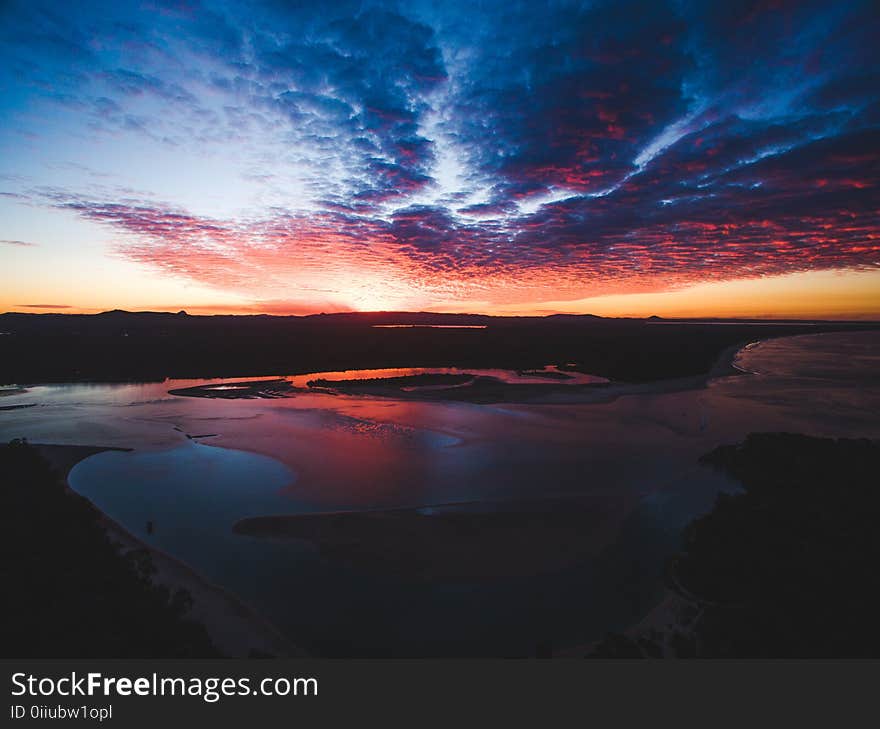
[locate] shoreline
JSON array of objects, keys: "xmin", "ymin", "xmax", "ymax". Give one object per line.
[
  {"xmin": 13, "ymin": 336, "xmax": 764, "ymax": 658},
  {"xmin": 34, "ymin": 444, "xmax": 304, "ymax": 658},
  {"xmin": 164, "ymin": 337, "xmax": 754, "ymax": 406},
  {"xmin": 8, "ymin": 328, "xmax": 834, "ymax": 406},
  {"xmin": 515, "ymin": 338, "xmax": 750, "ymax": 405}
]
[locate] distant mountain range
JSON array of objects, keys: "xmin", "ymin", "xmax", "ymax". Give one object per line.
[{"xmin": 3, "ymin": 309, "xmax": 875, "ymax": 326}]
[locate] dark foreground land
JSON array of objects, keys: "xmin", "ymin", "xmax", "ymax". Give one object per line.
[
  {"xmin": 1, "ymin": 310, "xmax": 875, "ymax": 384},
  {"xmin": 1, "ymin": 440, "xmax": 218, "ymax": 658},
  {"xmin": 3, "ymin": 433, "xmax": 879, "ymax": 657},
  {"xmin": 592, "ymin": 433, "xmax": 880, "ymax": 658}
]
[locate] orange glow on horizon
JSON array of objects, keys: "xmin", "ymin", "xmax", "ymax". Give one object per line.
[
  {"xmin": 459, "ymin": 269, "xmax": 880, "ymax": 320},
  {"xmin": 2, "ymin": 268, "xmax": 878, "ymax": 320}
]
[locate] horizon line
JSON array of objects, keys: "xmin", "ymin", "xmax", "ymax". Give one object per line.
[{"xmin": 3, "ymin": 308, "xmax": 880, "ymax": 324}]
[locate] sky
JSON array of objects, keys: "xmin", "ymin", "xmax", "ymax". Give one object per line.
[{"xmin": 1, "ymin": 0, "xmax": 878, "ymax": 318}]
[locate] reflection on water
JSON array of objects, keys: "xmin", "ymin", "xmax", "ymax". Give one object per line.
[
  {"xmin": 371, "ymin": 324, "xmax": 488, "ymax": 329},
  {"xmin": 286, "ymin": 364, "xmax": 606, "ymax": 387},
  {"xmin": 70, "ymin": 443, "xmax": 299, "ymax": 569},
  {"xmin": 2, "ymin": 331, "xmax": 879, "ymax": 655},
  {"xmin": 735, "ymin": 330, "xmax": 880, "ymax": 380}
]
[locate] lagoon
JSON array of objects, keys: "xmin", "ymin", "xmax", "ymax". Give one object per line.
[{"xmin": 2, "ymin": 331, "xmax": 879, "ymax": 655}]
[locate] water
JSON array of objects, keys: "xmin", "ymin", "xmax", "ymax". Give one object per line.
[
  {"xmin": 284, "ymin": 364, "xmax": 607, "ymax": 387},
  {"xmin": 69, "ymin": 443, "xmax": 300, "ymax": 569},
  {"xmin": 2, "ymin": 331, "xmax": 879, "ymax": 655}
]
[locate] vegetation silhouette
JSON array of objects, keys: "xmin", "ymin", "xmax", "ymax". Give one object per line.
[
  {"xmin": 1, "ymin": 440, "xmax": 218, "ymax": 657},
  {"xmin": 591, "ymin": 433, "xmax": 880, "ymax": 657},
  {"xmin": 2, "ymin": 310, "xmax": 874, "ymax": 384}
]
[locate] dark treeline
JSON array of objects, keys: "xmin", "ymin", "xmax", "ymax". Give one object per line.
[
  {"xmin": 0, "ymin": 440, "xmax": 218, "ymax": 657},
  {"xmin": 591, "ymin": 433, "xmax": 880, "ymax": 658},
  {"xmin": 1, "ymin": 310, "xmax": 874, "ymax": 384}
]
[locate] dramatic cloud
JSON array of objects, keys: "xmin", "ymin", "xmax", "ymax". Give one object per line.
[{"xmin": 1, "ymin": 0, "xmax": 878, "ymax": 310}]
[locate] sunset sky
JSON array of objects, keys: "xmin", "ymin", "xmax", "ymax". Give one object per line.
[{"xmin": 1, "ymin": 0, "xmax": 878, "ymax": 318}]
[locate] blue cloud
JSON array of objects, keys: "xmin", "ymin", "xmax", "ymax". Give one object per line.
[{"xmin": 0, "ymin": 0, "xmax": 877, "ymax": 297}]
